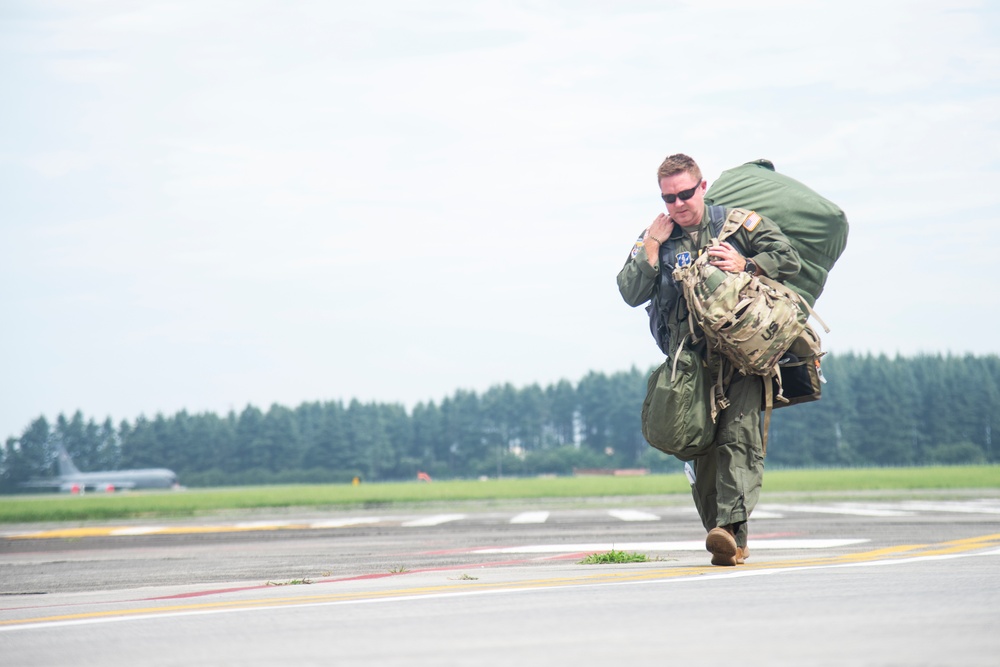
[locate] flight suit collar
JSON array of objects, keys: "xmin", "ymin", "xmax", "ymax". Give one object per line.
[{"xmin": 669, "ymin": 205, "xmax": 711, "ymax": 247}]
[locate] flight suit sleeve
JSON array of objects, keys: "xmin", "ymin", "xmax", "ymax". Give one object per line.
[
  {"xmin": 617, "ymin": 231, "xmax": 660, "ymax": 307},
  {"xmin": 737, "ymin": 212, "xmax": 801, "ymax": 282}
]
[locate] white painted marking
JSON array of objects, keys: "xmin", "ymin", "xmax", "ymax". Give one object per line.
[
  {"xmin": 469, "ymin": 538, "xmax": 869, "ymax": 554},
  {"xmin": 309, "ymin": 518, "xmax": 384, "ymax": 528},
  {"xmin": 744, "ymin": 539, "xmax": 870, "ymax": 550},
  {"xmin": 510, "ymin": 511, "xmax": 550, "ymax": 524},
  {"xmin": 893, "ymin": 501, "xmax": 1000, "ymax": 515},
  {"xmin": 748, "ymin": 510, "xmax": 784, "ymax": 519},
  {"xmin": 110, "ymin": 526, "xmax": 167, "ymax": 536},
  {"xmin": 402, "ymin": 514, "xmax": 467, "ymax": 527},
  {"xmin": 762, "ymin": 504, "xmax": 915, "ymax": 517},
  {"xmin": 607, "ymin": 509, "xmax": 659, "ymax": 522}
]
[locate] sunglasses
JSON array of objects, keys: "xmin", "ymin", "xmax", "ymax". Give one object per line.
[{"xmin": 661, "ymin": 182, "xmax": 702, "ymax": 204}]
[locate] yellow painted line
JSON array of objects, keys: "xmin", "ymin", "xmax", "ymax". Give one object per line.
[
  {"xmin": 8, "ymin": 527, "xmax": 122, "ymax": 539},
  {"xmin": 2, "ymin": 533, "xmax": 999, "ymax": 631}
]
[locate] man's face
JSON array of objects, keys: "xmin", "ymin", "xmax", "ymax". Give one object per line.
[{"xmin": 659, "ymin": 172, "xmax": 705, "ymax": 228}]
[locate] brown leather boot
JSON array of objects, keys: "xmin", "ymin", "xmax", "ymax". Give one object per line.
[{"xmin": 706, "ymin": 526, "xmax": 739, "ymax": 566}]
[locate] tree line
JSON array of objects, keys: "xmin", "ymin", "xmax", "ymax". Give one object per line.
[{"xmin": 2, "ymin": 353, "xmax": 997, "ymax": 492}]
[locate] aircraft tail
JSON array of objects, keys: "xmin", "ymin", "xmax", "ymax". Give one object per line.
[{"xmin": 56, "ymin": 445, "xmax": 81, "ymax": 477}]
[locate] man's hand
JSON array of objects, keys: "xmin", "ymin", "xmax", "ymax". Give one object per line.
[
  {"xmin": 707, "ymin": 242, "xmax": 750, "ymax": 273},
  {"xmin": 643, "ymin": 213, "xmax": 674, "ymax": 267}
]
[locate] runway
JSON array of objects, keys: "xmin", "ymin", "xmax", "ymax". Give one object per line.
[{"xmin": 2, "ymin": 494, "xmax": 999, "ymax": 666}]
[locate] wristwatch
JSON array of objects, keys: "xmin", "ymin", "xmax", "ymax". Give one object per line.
[{"xmin": 744, "ymin": 258, "xmax": 758, "ymax": 275}]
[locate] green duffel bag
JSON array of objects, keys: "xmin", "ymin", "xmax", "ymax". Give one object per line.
[
  {"xmin": 641, "ymin": 346, "xmax": 716, "ymax": 460},
  {"xmin": 705, "ymin": 159, "xmax": 849, "ymax": 307}
]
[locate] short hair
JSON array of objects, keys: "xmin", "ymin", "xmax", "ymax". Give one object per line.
[{"xmin": 656, "ymin": 154, "xmax": 702, "ymax": 184}]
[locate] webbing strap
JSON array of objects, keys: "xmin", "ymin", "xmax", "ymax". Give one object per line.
[
  {"xmin": 800, "ymin": 294, "xmax": 831, "ymax": 333},
  {"xmin": 761, "ymin": 377, "xmax": 773, "ymax": 457},
  {"xmin": 670, "ymin": 334, "xmax": 689, "ymax": 382},
  {"xmin": 710, "ymin": 357, "xmax": 733, "ymax": 424}
]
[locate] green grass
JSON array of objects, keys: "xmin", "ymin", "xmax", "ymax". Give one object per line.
[
  {"xmin": 0, "ymin": 465, "xmax": 997, "ymax": 524},
  {"xmin": 579, "ymin": 549, "xmax": 651, "ymax": 565},
  {"xmin": 266, "ymin": 579, "xmax": 312, "ymax": 586}
]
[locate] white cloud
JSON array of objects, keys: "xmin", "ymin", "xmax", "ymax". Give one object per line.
[{"xmin": 25, "ymin": 149, "xmax": 98, "ymax": 177}]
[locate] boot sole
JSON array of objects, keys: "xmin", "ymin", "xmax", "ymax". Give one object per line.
[{"xmin": 706, "ymin": 527, "xmax": 739, "ymax": 566}]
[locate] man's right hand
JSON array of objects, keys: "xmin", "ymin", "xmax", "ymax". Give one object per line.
[{"xmin": 643, "ymin": 213, "xmax": 674, "ymax": 267}]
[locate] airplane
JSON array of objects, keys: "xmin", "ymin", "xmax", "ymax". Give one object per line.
[{"xmin": 19, "ymin": 445, "xmax": 180, "ymax": 493}]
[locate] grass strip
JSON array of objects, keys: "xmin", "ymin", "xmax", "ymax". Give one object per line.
[{"xmin": 1, "ymin": 465, "xmax": 997, "ymax": 524}]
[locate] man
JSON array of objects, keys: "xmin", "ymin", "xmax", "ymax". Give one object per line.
[{"xmin": 617, "ymin": 154, "xmax": 801, "ymax": 566}]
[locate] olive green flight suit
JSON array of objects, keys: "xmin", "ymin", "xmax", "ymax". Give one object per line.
[{"xmin": 617, "ymin": 206, "xmax": 801, "ymax": 548}]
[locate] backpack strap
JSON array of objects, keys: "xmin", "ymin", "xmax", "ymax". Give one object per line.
[
  {"xmin": 707, "ymin": 205, "xmax": 751, "ymax": 258},
  {"xmin": 703, "ymin": 206, "xmax": 770, "ymax": 443},
  {"xmin": 707, "ymin": 205, "xmax": 727, "ymax": 237}
]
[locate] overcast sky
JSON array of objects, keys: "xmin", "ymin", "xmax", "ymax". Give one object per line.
[{"xmin": 2, "ymin": 1, "xmax": 999, "ymax": 441}]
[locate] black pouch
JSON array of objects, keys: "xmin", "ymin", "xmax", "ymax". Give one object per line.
[
  {"xmin": 772, "ymin": 353, "xmax": 821, "ymax": 406},
  {"xmin": 766, "ymin": 324, "xmax": 824, "ymax": 410}
]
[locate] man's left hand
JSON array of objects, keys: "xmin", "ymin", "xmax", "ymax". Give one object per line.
[{"xmin": 707, "ymin": 242, "xmax": 747, "ymax": 273}]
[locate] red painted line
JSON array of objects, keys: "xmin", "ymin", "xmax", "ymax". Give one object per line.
[{"xmin": 142, "ymin": 556, "xmax": 555, "ymax": 601}]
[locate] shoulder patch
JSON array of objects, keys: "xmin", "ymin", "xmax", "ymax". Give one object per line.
[
  {"xmin": 743, "ymin": 211, "xmax": 762, "ymax": 232},
  {"xmin": 630, "ymin": 230, "xmax": 647, "ymax": 258}
]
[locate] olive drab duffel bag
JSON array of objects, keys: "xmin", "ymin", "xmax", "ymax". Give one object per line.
[
  {"xmin": 705, "ymin": 159, "xmax": 849, "ymax": 307},
  {"xmin": 641, "ymin": 345, "xmax": 716, "ymax": 460}
]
